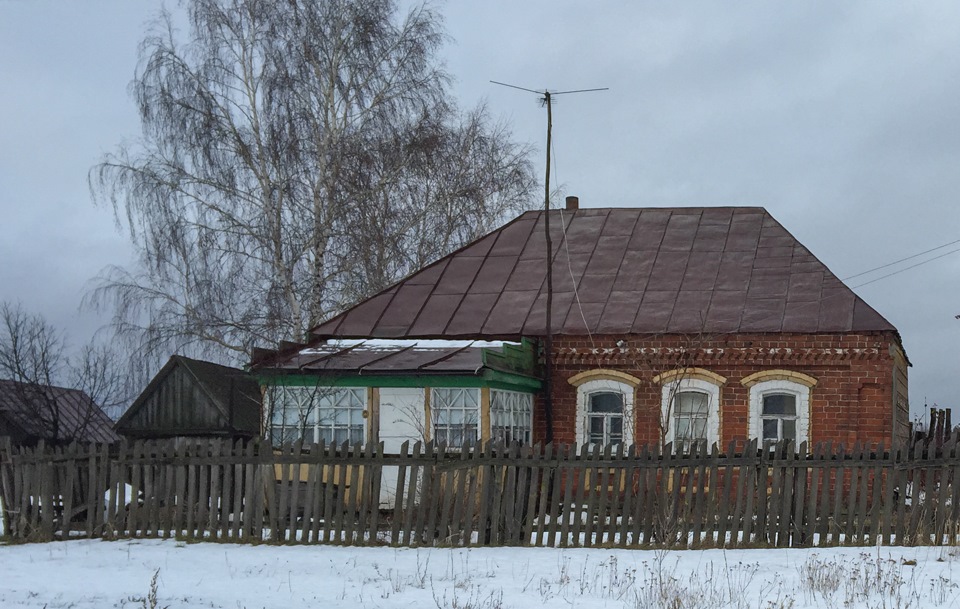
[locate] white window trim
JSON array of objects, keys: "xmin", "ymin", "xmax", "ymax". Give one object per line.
[
  {"xmin": 575, "ymin": 378, "xmax": 635, "ymax": 446},
  {"xmin": 748, "ymin": 379, "xmax": 810, "ymax": 444},
  {"xmin": 660, "ymin": 378, "xmax": 721, "ymax": 450},
  {"xmin": 267, "ymin": 385, "xmax": 368, "ymax": 446}
]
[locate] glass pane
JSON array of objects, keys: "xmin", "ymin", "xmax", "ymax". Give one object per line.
[
  {"xmin": 676, "ymin": 392, "xmax": 708, "ymax": 416},
  {"xmin": 589, "ymin": 416, "xmax": 604, "ymax": 435},
  {"xmin": 762, "ymin": 418, "xmax": 779, "ymax": 441},
  {"xmin": 609, "ymin": 417, "xmax": 623, "ymax": 435},
  {"xmin": 675, "ymin": 418, "xmax": 690, "ymax": 438},
  {"xmin": 590, "ymin": 392, "xmax": 623, "ymax": 413},
  {"xmin": 691, "ymin": 418, "xmax": 707, "ymax": 439},
  {"xmin": 782, "ymin": 419, "xmax": 796, "ymax": 441},
  {"xmin": 762, "ymin": 394, "xmax": 796, "ymax": 416}
]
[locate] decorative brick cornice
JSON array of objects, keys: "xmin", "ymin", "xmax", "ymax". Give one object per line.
[{"xmin": 553, "ymin": 346, "xmax": 884, "ymax": 366}]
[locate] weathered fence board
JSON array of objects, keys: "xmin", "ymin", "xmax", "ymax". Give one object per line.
[{"xmin": 3, "ymin": 436, "xmax": 960, "ymax": 548}]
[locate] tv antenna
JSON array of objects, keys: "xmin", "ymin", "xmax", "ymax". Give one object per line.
[{"xmin": 491, "ymin": 80, "xmax": 608, "ymax": 444}]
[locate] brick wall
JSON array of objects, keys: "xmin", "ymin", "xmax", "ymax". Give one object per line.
[{"xmin": 534, "ymin": 331, "xmax": 906, "ymax": 449}]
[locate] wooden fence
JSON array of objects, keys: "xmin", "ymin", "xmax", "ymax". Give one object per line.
[{"xmin": 2, "ymin": 436, "xmax": 960, "ymax": 548}]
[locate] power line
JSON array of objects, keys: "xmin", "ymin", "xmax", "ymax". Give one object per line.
[
  {"xmin": 842, "ymin": 238, "xmax": 960, "ymax": 281},
  {"xmin": 851, "ymin": 246, "xmax": 960, "ymax": 289}
]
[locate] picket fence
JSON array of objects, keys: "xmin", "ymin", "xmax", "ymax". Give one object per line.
[{"xmin": 2, "ymin": 436, "xmax": 960, "ymax": 548}]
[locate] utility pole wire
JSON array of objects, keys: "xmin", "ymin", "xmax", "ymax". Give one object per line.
[{"xmin": 491, "ymin": 80, "xmax": 607, "ymax": 445}]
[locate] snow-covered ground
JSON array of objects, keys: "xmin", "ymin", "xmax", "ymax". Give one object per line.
[{"xmin": 1, "ymin": 539, "xmax": 958, "ymax": 608}]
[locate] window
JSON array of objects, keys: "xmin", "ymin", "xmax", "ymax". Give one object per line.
[
  {"xmin": 490, "ymin": 390, "xmax": 533, "ymax": 445},
  {"xmin": 587, "ymin": 391, "xmax": 624, "ymax": 445},
  {"xmin": 745, "ymin": 376, "xmax": 812, "ymax": 445},
  {"xmin": 760, "ymin": 393, "xmax": 798, "ymax": 442},
  {"xmin": 268, "ymin": 386, "xmax": 366, "ymax": 447},
  {"xmin": 660, "ymin": 377, "xmax": 721, "ymax": 452},
  {"xmin": 574, "ymin": 378, "xmax": 635, "ymax": 446},
  {"xmin": 431, "ymin": 387, "xmax": 480, "ymax": 447}
]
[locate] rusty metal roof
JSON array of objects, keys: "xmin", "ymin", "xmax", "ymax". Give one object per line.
[
  {"xmin": 0, "ymin": 379, "xmax": 120, "ymax": 444},
  {"xmin": 311, "ymin": 207, "xmax": 897, "ymax": 339},
  {"xmin": 266, "ymin": 342, "xmax": 489, "ymax": 375}
]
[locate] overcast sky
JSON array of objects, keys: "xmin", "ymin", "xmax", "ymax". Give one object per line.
[{"xmin": 2, "ymin": 1, "xmax": 959, "ymax": 420}]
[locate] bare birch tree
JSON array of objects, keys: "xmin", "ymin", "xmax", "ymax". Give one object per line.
[{"xmin": 89, "ymin": 0, "xmax": 535, "ymax": 364}]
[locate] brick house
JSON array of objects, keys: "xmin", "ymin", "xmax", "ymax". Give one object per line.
[{"xmin": 253, "ymin": 202, "xmax": 909, "ymax": 451}]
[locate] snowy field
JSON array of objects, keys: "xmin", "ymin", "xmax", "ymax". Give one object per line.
[{"xmin": 2, "ymin": 540, "xmax": 960, "ymax": 609}]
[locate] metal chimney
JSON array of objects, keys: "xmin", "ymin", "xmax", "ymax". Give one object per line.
[{"xmin": 565, "ymin": 195, "xmax": 579, "ymax": 211}]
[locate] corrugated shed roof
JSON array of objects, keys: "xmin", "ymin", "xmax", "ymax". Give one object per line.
[
  {"xmin": 311, "ymin": 207, "xmax": 897, "ymax": 339},
  {"xmin": 268, "ymin": 343, "xmax": 487, "ymax": 375},
  {"xmin": 0, "ymin": 379, "xmax": 119, "ymax": 443}
]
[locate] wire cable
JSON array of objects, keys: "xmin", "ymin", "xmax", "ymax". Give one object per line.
[{"xmin": 842, "ymin": 238, "xmax": 960, "ymax": 281}]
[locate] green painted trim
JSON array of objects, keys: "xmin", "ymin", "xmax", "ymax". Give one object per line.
[{"xmin": 257, "ymin": 370, "xmax": 542, "ymax": 393}]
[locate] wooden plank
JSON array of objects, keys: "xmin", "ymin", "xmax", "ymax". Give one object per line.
[
  {"xmin": 867, "ymin": 443, "xmax": 885, "ymax": 545},
  {"xmin": 557, "ymin": 445, "xmax": 578, "ymax": 548},
  {"xmin": 125, "ymin": 440, "xmax": 141, "ymax": 538},
  {"xmin": 701, "ymin": 443, "xmax": 720, "ymax": 548},
  {"xmin": 59, "ymin": 442, "xmax": 78, "ymax": 539},
  {"xmin": 474, "ymin": 441, "xmax": 494, "ymax": 547},
  {"xmin": 764, "ymin": 441, "xmax": 783, "ymax": 547},
  {"xmin": 400, "ymin": 441, "xmax": 421, "ymax": 546},
  {"xmin": 252, "ymin": 439, "xmax": 269, "ymax": 542},
  {"xmin": 457, "ymin": 451, "xmax": 478, "ymax": 547},
  {"xmin": 690, "ymin": 442, "xmax": 709, "ymax": 548},
  {"xmin": 488, "ymin": 444, "xmax": 506, "ymax": 546},
  {"xmin": 904, "ymin": 442, "xmax": 923, "ymax": 545},
  {"xmin": 497, "ymin": 443, "xmax": 516, "ymax": 545},
  {"xmin": 739, "ymin": 439, "xmax": 759, "ymax": 546},
  {"xmin": 642, "ymin": 442, "xmax": 662, "ymax": 546},
  {"xmin": 817, "ymin": 443, "xmax": 834, "ymax": 544},
  {"xmin": 933, "ymin": 442, "xmax": 953, "ymax": 545},
  {"xmin": 628, "ymin": 445, "xmax": 649, "ymax": 546},
  {"xmin": 843, "ymin": 443, "xmax": 862, "ymax": 545},
  {"xmin": 332, "ymin": 441, "xmax": 352, "ymax": 545},
  {"xmin": 171, "ymin": 441, "xmax": 188, "ymax": 539},
  {"xmin": 606, "ymin": 443, "xmax": 625, "ymax": 546},
  {"xmin": 533, "ymin": 443, "xmax": 553, "ymax": 546},
  {"xmin": 715, "ymin": 441, "xmax": 735, "ymax": 548},
  {"xmin": 827, "ymin": 444, "xmax": 847, "ymax": 545},
  {"xmin": 219, "ymin": 438, "xmax": 233, "ymax": 539},
  {"xmin": 196, "ymin": 440, "xmax": 211, "ymax": 540},
  {"xmin": 356, "ymin": 441, "xmax": 376, "ymax": 545},
  {"xmin": 593, "ymin": 443, "xmax": 613, "ymax": 547},
  {"xmin": 289, "ymin": 440, "xmax": 305, "ymax": 543},
  {"xmin": 231, "ymin": 439, "xmax": 245, "ymax": 540},
  {"xmin": 233, "ymin": 440, "xmax": 253, "ymax": 541},
  {"xmin": 208, "ymin": 439, "xmax": 223, "ymax": 537},
  {"xmin": 412, "ymin": 441, "xmax": 434, "ymax": 546},
  {"xmin": 423, "ymin": 442, "xmax": 445, "ymax": 546},
  {"xmin": 791, "ymin": 441, "xmax": 808, "ymax": 547},
  {"xmin": 855, "ymin": 444, "xmax": 872, "ymax": 544},
  {"xmin": 300, "ymin": 442, "xmax": 318, "ymax": 543},
  {"xmin": 568, "ymin": 444, "xmax": 589, "ymax": 547},
  {"xmin": 450, "ymin": 444, "xmax": 480, "ymax": 546},
  {"xmin": 618, "ymin": 444, "xmax": 636, "ymax": 547},
  {"xmin": 390, "ymin": 441, "xmax": 409, "ymax": 546},
  {"xmin": 368, "ymin": 442, "xmax": 385, "ymax": 543},
  {"xmin": 776, "ymin": 440, "xmax": 796, "ymax": 547},
  {"xmin": 184, "ymin": 442, "xmax": 199, "ymax": 539},
  {"xmin": 883, "ymin": 448, "xmax": 903, "ymax": 546},
  {"xmin": 803, "ymin": 443, "xmax": 822, "ymax": 547},
  {"xmin": 517, "ymin": 444, "xmax": 538, "ymax": 547},
  {"xmin": 545, "ymin": 444, "xmax": 566, "ymax": 548},
  {"xmin": 436, "ymin": 445, "xmax": 460, "ymax": 545},
  {"xmin": 581, "ymin": 443, "xmax": 602, "ymax": 548}
]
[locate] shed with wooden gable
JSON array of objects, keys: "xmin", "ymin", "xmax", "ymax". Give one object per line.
[{"xmin": 116, "ymin": 355, "xmax": 261, "ymax": 440}]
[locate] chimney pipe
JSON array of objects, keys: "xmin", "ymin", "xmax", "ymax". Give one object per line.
[{"xmin": 565, "ymin": 195, "xmax": 579, "ymax": 211}]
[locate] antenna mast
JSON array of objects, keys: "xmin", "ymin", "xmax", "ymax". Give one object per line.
[{"xmin": 491, "ymin": 81, "xmax": 608, "ymax": 445}]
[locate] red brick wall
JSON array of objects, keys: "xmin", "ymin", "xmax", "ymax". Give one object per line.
[{"xmin": 534, "ymin": 332, "xmax": 905, "ymax": 450}]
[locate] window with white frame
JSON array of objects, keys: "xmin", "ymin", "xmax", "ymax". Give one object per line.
[
  {"xmin": 748, "ymin": 379, "xmax": 810, "ymax": 445},
  {"xmin": 268, "ymin": 386, "xmax": 366, "ymax": 447},
  {"xmin": 575, "ymin": 379, "xmax": 635, "ymax": 446},
  {"xmin": 431, "ymin": 387, "xmax": 480, "ymax": 447},
  {"xmin": 661, "ymin": 378, "xmax": 720, "ymax": 453},
  {"xmin": 490, "ymin": 389, "xmax": 533, "ymax": 445}
]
